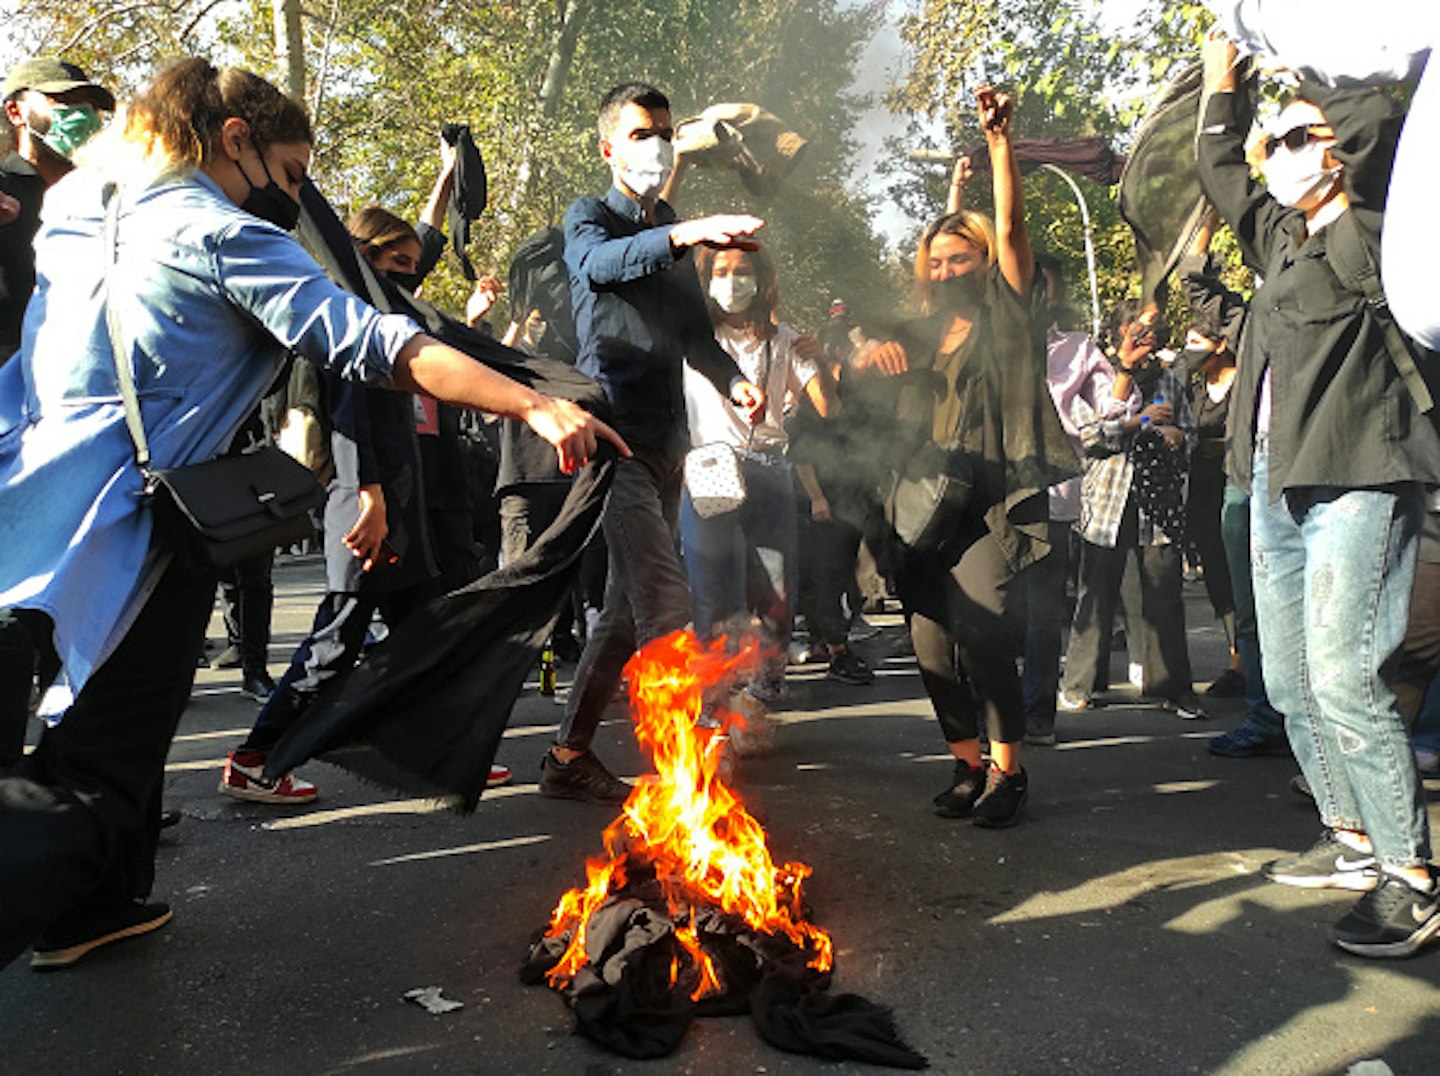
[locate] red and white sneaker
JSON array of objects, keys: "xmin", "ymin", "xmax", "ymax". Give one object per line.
[
  {"xmin": 218, "ymin": 750, "xmax": 318, "ymax": 804},
  {"xmin": 487, "ymin": 764, "xmax": 512, "ymax": 788}
]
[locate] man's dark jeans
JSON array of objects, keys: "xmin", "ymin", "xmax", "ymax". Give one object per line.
[{"xmin": 554, "ymin": 446, "xmax": 691, "ymax": 753}]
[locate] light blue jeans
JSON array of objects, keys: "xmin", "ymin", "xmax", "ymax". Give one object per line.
[{"xmin": 1250, "ymin": 445, "xmax": 1431, "ymax": 870}]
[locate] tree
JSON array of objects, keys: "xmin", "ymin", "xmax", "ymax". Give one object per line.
[{"xmin": 882, "ymin": 0, "xmax": 1233, "ymax": 329}]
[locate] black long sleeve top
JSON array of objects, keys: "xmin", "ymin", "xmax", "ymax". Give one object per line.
[{"xmin": 1197, "ymin": 83, "xmax": 1440, "ymax": 497}]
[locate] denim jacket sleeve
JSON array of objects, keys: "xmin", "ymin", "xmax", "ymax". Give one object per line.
[
  {"xmin": 563, "ymin": 198, "xmax": 677, "ymax": 287},
  {"xmin": 212, "ymin": 219, "xmax": 420, "ymax": 387}
]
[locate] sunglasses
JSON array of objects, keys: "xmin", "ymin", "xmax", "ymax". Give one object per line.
[{"xmin": 1263, "ymin": 124, "xmax": 1333, "ymax": 159}]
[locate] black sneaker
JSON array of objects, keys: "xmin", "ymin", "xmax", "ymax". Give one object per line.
[
  {"xmin": 1204, "ymin": 668, "xmax": 1246, "ymax": 698},
  {"xmin": 1264, "ymin": 830, "xmax": 1378, "ymax": 891},
  {"xmin": 1161, "ymin": 692, "xmax": 1208, "ymax": 720},
  {"xmin": 973, "ymin": 765, "xmax": 1029, "ymax": 828},
  {"xmin": 1332, "ymin": 872, "xmax": 1440, "ymax": 958},
  {"xmin": 932, "ymin": 760, "xmax": 986, "ymax": 819},
  {"xmin": 31, "ymin": 900, "xmax": 172, "ymax": 970},
  {"xmin": 241, "ymin": 670, "xmax": 276, "ymax": 701},
  {"xmin": 539, "ymin": 750, "xmax": 631, "ymax": 804},
  {"xmin": 826, "ymin": 649, "xmax": 874, "ymax": 686}
]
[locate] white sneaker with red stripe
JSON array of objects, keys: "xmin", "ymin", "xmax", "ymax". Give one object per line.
[
  {"xmin": 487, "ymin": 764, "xmax": 512, "ymax": 788},
  {"xmin": 219, "ymin": 750, "xmax": 318, "ymax": 804}
]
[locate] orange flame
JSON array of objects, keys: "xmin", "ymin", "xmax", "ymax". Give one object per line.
[{"xmin": 544, "ymin": 630, "xmax": 833, "ymax": 996}]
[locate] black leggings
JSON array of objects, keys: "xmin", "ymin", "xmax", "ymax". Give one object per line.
[{"xmin": 895, "ymin": 526, "xmax": 1025, "ymax": 746}]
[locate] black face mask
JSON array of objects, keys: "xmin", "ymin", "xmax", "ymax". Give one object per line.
[
  {"xmin": 934, "ymin": 272, "xmax": 983, "ymax": 311},
  {"xmin": 1177, "ymin": 347, "xmax": 1216, "ymax": 380},
  {"xmin": 387, "ymin": 269, "xmax": 423, "ymax": 292},
  {"xmin": 239, "ymin": 141, "xmax": 301, "ymax": 232}
]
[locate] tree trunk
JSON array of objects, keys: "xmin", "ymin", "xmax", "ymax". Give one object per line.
[
  {"xmin": 273, "ymin": 0, "xmax": 306, "ymax": 100},
  {"xmin": 513, "ymin": 0, "xmax": 591, "ymax": 204}
]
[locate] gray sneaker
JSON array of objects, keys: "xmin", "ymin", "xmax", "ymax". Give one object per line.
[{"xmin": 1265, "ymin": 830, "xmax": 1378, "ymax": 891}]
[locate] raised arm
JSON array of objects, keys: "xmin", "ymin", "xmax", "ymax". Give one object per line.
[
  {"xmin": 977, "ymin": 88, "xmax": 1032, "ymax": 296},
  {"xmin": 1196, "ymin": 31, "xmax": 1293, "ymax": 274}
]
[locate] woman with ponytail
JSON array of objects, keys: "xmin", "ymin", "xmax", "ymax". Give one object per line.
[{"xmin": 0, "ymin": 58, "xmax": 624, "ymax": 970}]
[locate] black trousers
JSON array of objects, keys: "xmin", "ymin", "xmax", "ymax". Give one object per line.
[
  {"xmin": 0, "ymin": 556, "xmax": 214, "ymax": 969},
  {"xmin": 0, "ymin": 607, "xmax": 61, "ymax": 770},
  {"xmin": 1062, "ymin": 497, "xmax": 1193, "ymax": 701},
  {"xmin": 895, "ymin": 524, "xmax": 1026, "ymax": 746}
]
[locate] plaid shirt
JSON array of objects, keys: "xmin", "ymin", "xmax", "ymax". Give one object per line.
[{"xmin": 1075, "ymin": 361, "xmax": 1193, "ymax": 548}]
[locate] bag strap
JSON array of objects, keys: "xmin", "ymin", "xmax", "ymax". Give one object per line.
[
  {"xmin": 100, "ymin": 182, "xmax": 156, "ymax": 476},
  {"xmin": 1325, "ymin": 212, "xmax": 1434, "ymax": 415},
  {"xmin": 741, "ymin": 335, "xmax": 774, "ymax": 454}
]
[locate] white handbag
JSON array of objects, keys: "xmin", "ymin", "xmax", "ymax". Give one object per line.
[
  {"xmin": 685, "ymin": 442, "xmax": 747, "ymax": 518},
  {"xmin": 684, "ymin": 339, "xmax": 772, "ymax": 518}
]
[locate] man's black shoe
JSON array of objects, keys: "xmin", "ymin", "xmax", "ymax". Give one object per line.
[
  {"xmin": 159, "ymin": 808, "xmax": 182, "ymax": 829},
  {"xmin": 932, "ymin": 760, "xmax": 985, "ymax": 818},
  {"xmin": 241, "ymin": 671, "xmax": 276, "ymax": 701},
  {"xmin": 1332, "ymin": 872, "xmax": 1440, "ymax": 958},
  {"xmin": 31, "ymin": 900, "xmax": 172, "ymax": 970},
  {"xmin": 973, "ymin": 765, "xmax": 1029, "ymax": 828},
  {"xmin": 539, "ymin": 750, "xmax": 631, "ymax": 804}
]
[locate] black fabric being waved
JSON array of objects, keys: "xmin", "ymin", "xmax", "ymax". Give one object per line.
[{"xmin": 261, "ymin": 184, "xmax": 615, "ymax": 810}]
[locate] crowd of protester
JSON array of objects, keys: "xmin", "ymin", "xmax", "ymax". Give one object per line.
[{"xmin": 0, "ymin": 2, "xmax": 1437, "ymax": 977}]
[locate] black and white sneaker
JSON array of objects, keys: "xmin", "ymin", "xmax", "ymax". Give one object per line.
[
  {"xmin": 973, "ymin": 765, "xmax": 1029, "ymax": 829},
  {"xmin": 1264, "ymin": 830, "xmax": 1378, "ymax": 891},
  {"xmin": 1332, "ymin": 872, "xmax": 1440, "ymax": 958},
  {"xmin": 932, "ymin": 760, "xmax": 986, "ymax": 819}
]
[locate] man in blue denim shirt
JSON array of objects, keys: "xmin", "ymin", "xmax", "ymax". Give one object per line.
[{"xmin": 540, "ymin": 82, "xmax": 767, "ymax": 802}]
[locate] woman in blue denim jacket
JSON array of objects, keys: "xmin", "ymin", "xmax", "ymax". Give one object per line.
[{"xmin": 0, "ymin": 59, "xmax": 623, "ymax": 971}]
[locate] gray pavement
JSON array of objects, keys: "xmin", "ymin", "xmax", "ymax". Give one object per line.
[{"xmin": 2, "ymin": 554, "xmax": 1438, "ymax": 1075}]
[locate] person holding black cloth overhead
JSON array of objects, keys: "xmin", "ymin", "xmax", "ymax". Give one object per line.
[{"xmin": 856, "ymin": 87, "xmax": 1076, "ymax": 828}]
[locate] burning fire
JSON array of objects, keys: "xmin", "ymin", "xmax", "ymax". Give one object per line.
[{"xmin": 543, "ymin": 630, "xmax": 833, "ymax": 999}]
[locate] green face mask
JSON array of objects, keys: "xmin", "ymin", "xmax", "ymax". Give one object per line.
[{"xmin": 35, "ymin": 103, "xmax": 104, "ymax": 159}]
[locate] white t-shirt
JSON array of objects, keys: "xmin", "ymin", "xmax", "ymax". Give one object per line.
[{"xmin": 683, "ymin": 322, "xmax": 818, "ymax": 452}]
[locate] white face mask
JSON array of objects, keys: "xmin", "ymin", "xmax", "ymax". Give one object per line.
[
  {"xmin": 612, "ymin": 135, "xmax": 675, "ymax": 200},
  {"xmin": 709, "ymin": 273, "xmax": 758, "ymax": 314},
  {"xmin": 1264, "ymin": 138, "xmax": 1341, "ymax": 210}
]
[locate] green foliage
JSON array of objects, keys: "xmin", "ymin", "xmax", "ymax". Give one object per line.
[
  {"xmin": 883, "ymin": 0, "xmax": 1256, "ymax": 330},
  {"xmin": 2, "ymin": 0, "xmax": 901, "ymax": 332}
]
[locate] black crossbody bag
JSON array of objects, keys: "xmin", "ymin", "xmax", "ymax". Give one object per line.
[{"xmin": 102, "ymin": 184, "xmax": 325, "ymax": 570}]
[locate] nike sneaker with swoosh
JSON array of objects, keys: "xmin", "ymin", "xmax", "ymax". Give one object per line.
[
  {"xmin": 1264, "ymin": 830, "xmax": 1378, "ymax": 891},
  {"xmin": 1332, "ymin": 872, "xmax": 1440, "ymax": 958}
]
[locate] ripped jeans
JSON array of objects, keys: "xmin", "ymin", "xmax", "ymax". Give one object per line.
[{"xmin": 1250, "ymin": 445, "xmax": 1431, "ymax": 870}]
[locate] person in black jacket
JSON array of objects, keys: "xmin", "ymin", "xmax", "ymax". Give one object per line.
[
  {"xmin": 1199, "ymin": 31, "xmax": 1440, "ymax": 957},
  {"xmin": 857, "ymin": 88, "xmax": 1076, "ymax": 828}
]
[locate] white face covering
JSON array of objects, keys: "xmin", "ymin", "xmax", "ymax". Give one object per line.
[
  {"xmin": 709, "ymin": 273, "xmax": 758, "ymax": 314},
  {"xmin": 1264, "ymin": 138, "xmax": 1342, "ymax": 211},
  {"xmin": 612, "ymin": 135, "xmax": 675, "ymax": 200}
]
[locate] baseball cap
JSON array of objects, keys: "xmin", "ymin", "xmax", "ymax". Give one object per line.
[{"xmin": 4, "ymin": 58, "xmax": 116, "ymax": 111}]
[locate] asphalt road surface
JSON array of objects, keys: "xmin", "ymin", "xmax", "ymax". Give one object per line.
[{"xmin": 3, "ymin": 554, "xmax": 1438, "ymax": 1075}]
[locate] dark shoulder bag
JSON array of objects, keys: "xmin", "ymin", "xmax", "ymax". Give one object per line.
[{"xmin": 102, "ymin": 184, "xmax": 326, "ymax": 570}]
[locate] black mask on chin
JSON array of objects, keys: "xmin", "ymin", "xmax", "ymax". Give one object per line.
[
  {"xmin": 386, "ymin": 269, "xmax": 423, "ymax": 292},
  {"xmin": 239, "ymin": 141, "xmax": 301, "ymax": 232},
  {"xmin": 935, "ymin": 272, "xmax": 984, "ymax": 311}
]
